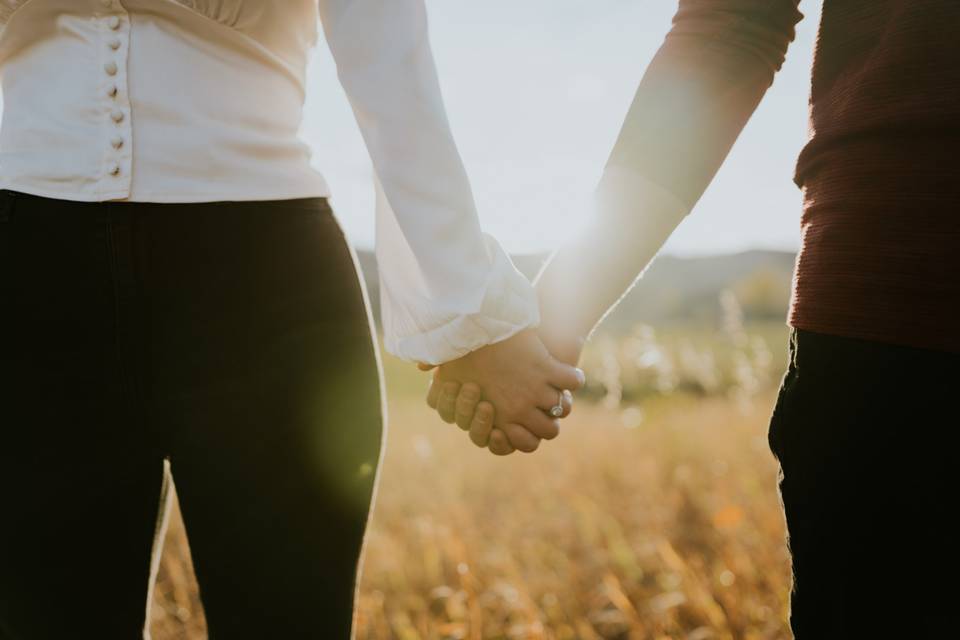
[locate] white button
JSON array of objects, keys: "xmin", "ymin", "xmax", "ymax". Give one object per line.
[
  {"xmin": 104, "ymin": 61, "xmax": 118, "ymax": 76},
  {"xmin": 107, "ymin": 85, "xmax": 118, "ymax": 98},
  {"xmin": 109, "ymin": 38, "xmax": 121, "ymax": 51},
  {"xmin": 110, "ymin": 110, "xmax": 125, "ymax": 123},
  {"xmin": 107, "ymin": 15, "xmax": 121, "ymax": 30},
  {"xmin": 108, "ymin": 164, "xmax": 121, "ymax": 176},
  {"xmin": 111, "ymin": 136, "xmax": 124, "ymax": 149}
]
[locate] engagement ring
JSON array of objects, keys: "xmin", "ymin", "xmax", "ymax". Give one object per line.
[{"xmin": 550, "ymin": 390, "xmax": 565, "ymax": 418}]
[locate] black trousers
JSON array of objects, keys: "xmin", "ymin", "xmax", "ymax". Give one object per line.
[
  {"xmin": 768, "ymin": 328, "xmax": 958, "ymax": 639},
  {"xmin": 0, "ymin": 190, "xmax": 384, "ymax": 639}
]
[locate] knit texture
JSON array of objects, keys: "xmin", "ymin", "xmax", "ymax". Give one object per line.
[{"xmin": 790, "ymin": 1, "xmax": 960, "ymax": 353}]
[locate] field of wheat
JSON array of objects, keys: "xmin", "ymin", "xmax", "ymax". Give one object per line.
[{"xmin": 149, "ymin": 321, "xmax": 793, "ymax": 640}]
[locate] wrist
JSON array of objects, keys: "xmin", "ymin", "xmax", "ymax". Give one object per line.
[{"xmin": 537, "ymin": 319, "xmax": 586, "ymax": 367}]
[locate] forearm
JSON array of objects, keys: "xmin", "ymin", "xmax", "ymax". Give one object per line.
[
  {"xmin": 319, "ymin": 0, "xmax": 540, "ymax": 364},
  {"xmin": 610, "ymin": 0, "xmax": 803, "ymax": 206},
  {"xmin": 536, "ymin": 1, "xmax": 802, "ymax": 358},
  {"xmin": 318, "ymin": 0, "xmax": 484, "ymax": 269},
  {"xmin": 535, "ymin": 170, "xmax": 687, "ymax": 354}
]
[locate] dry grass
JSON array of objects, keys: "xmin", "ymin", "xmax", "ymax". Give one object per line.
[{"xmin": 149, "ymin": 382, "xmax": 791, "ymax": 639}]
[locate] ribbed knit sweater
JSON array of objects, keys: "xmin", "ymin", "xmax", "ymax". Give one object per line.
[{"xmin": 609, "ymin": 0, "xmax": 960, "ymax": 353}]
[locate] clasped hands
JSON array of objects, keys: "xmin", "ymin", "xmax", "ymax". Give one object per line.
[{"xmin": 422, "ymin": 328, "xmax": 585, "ymax": 456}]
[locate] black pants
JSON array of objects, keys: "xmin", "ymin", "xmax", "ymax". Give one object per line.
[
  {"xmin": 0, "ymin": 190, "xmax": 384, "ymax": 639},
  {"xmin": 768, "ymin": 328, "xmax": 958, "ymax": 639}
]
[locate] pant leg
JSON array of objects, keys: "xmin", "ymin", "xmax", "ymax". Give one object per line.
[
  {"xmin": 138, "ymin": 198, "xmax": 384, "ymax": 639},
  {"xmin": 768, "ymin": 328, "xmax": 957, "ymax": 639},
  {"xmin": 0, "ymin": 191, "xmax": 167, "ymax": 639}
]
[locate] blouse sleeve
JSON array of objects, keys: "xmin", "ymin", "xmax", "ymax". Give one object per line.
[{"xmin": 316, "ymin": 0, "xmax": 539, "ymax": 365}]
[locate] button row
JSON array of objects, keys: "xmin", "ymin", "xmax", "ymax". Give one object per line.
[{"xmin": 102, "ymin": 3, "xmax": 127, "ymax": 180}]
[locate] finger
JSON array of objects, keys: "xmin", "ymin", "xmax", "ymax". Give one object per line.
[
  {"xmin": 501, "ymin": 423, "xmax": 541, "ymax": 453},
  {"xmin": 545, "ymin": 359, "xmax": 586, "ymax": 392},
  {"xmin": 469, "ymin": 402, "xmax": 496, "ymax": 447},
  {"xmin": 455, "ymin": 382, "xmax": 483, "ymax": 431},
  {"xmin": 417, "ymin": 362, "xmax": 437, "ymax": 372},
  {"xmin": 488, "ymin": 429, "xmax": 516, "ymax": 456},
  {"xmin": 539, "ymin": 387, "xmax": 574, "ymax": 419},
  {"xmin": 438, "ymin": 381, "xmax": 460, "ymax": 423},
  {"xmin": 426, "ymin": 376, "xmax": 442, "ymax": 409},
  {"xmin": 522, "ymin": 408, "xmax": 561, "ymax": 441}
]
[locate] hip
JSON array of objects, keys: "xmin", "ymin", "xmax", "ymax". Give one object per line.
[{"xmin": 0, "ymin": 189, "xmax": 378, "ymax": 399}]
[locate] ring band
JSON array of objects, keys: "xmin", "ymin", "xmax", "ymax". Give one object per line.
[{"xmin": 549, "ymin": 390, "xmax": 564, "ymax": 418}]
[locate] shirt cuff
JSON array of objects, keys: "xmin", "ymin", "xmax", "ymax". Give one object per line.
[{"xmin": 382, "ymin": 236, "xmax": 541, "ymax": 365}]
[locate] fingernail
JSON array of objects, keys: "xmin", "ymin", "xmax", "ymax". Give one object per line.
[{"xmin": 575, "ymin": 368, "xmax": 586, "ymax": 387}]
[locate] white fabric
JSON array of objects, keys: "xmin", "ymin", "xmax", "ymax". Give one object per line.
[{"xmin": 0, "ymin": 0, "xmax": 539, "ymax": 364}]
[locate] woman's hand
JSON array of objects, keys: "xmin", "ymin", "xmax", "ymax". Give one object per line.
[
  {"xmin": 425, "ymin": 330, "xmax": 584, "ymax": 454},
  {"xmin": 427, "ymin": 381, "xmax": 573, "ymax": 455}
]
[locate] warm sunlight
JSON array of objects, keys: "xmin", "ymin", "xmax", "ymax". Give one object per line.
[
  {"xmin": 5, "ymin": 1, "xmax": 955, "ymax": 638},
  {"xmin": 300, "ymin": 0, "xmax": 816, "ymax": 256}
]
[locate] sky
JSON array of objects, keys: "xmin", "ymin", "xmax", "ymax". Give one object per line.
[
  {"xmin": 302, "ymin": 0, "xmax": 821, "ymax": 257},
  {"xmin": 0, "ymin": 0, "xmax": 819, "ymax": 257}
]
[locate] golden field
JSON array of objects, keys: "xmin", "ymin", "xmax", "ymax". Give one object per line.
[{"xmin": 149, "ymin": 322, "xmax": 793, "ymax": 640}]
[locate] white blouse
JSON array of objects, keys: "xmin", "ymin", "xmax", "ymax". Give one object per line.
[{"xmin": 0, "ymin": 0, "xmax": 540, "ymax": 365}]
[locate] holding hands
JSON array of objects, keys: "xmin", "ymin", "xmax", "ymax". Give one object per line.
[{"xmin": 423, "ymin": 328, "xmax": 586, "ymax": 456}]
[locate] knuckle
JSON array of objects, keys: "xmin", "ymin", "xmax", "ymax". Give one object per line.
[{"xmin": 476, "ymin": 403, "xmax": 494, "ymax": 422}]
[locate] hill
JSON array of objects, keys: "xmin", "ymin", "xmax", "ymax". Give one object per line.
[{"xmin": 354, "ymin": 248, "xmax": 796, "ymax": 333}]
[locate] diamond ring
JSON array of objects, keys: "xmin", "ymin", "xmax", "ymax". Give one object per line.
[{"xmin": 549, "ymin": 390, "xmax": 565, "ymax": 418}]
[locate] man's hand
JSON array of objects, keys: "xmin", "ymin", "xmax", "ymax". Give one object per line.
[
  {"xmin": 537, "ymin": 324, "xmax": 586, "ymax": 368},
  {"xmin": 425, "ymin": 330, "xmax": 584, "ymax": 454}
]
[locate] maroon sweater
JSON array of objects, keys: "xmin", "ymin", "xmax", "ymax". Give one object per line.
[{"xmin": 609, "ymin": 0, "xmax": 960, "ymax": 353}]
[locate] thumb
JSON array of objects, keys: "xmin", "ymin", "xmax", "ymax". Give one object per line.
[{"xmin": 546, "ymin": 357, "xmax": 586, "ymax": 392}]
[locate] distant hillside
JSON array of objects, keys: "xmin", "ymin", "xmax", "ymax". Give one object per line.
[{"xmin": 354, "ymin": 249, "xmax": 796, "ymax": 333}]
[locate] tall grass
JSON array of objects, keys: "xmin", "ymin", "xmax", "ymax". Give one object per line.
[{"xmin": 150, "ymin": 313, "xmax": 792, "ymax": 639}]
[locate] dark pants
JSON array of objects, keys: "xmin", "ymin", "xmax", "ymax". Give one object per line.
[
  {"xmin": 0, "ymin": 190, "xmax": 384, "ymax": 639},
  {"xmin": 768, "ymin": 328, "xmax": 957, "ymax": 639}
]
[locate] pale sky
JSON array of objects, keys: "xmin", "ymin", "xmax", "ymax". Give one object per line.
[
  {"xmin": 302, "ymin": 0, "xmax": 821, "ymax": 257},
  {"xmin": 0, "ymin": 0, "xmax": 819, "ymax": 257}
]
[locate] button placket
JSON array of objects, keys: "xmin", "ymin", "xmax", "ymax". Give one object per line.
[{"xmin": 98, "ymin": 0, "xmax": 132, "ymax": 196}]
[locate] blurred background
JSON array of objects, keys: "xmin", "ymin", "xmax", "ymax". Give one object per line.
[
  {"xmin": 1, "ymin": 0, "xmax": 822, "ymax": 638},
  {"xmin": 151, "ymin": 250, "xmax": 798, "ymax": 640},
  {"xmin": 151, "ymin": 0, "xmax": 820, "ymax": 635}
]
